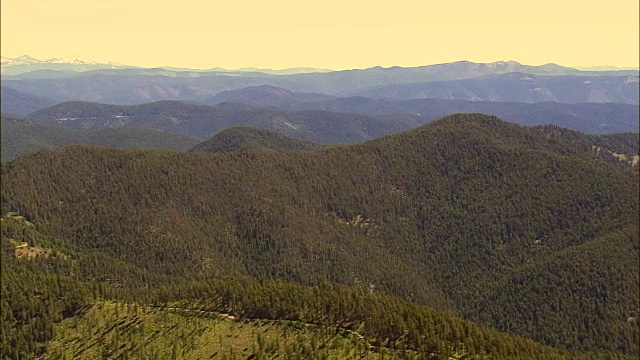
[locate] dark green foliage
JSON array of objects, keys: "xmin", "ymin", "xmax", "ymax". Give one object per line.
[
  {"xmin": 147, "ymin": 278, "xmax": 602, "ymax": 359},
  {"xmin": 1, "ymin": 118, "xmax": 198, "ymax": 162},
  {"xmin": 593, "ymin": 132, "xmax": 639, "ymax": 155},
  {"xmin": 0, "ymin": 215, "xmax": 91, "ymax": 359},
  {"xmin": 1, "ymin": 114, "xmax": 638, "ymax": 356},
  {"xmin": 530, "ymin": 124, "xmax": 639, "ymax": 167},
  {"xmin": 189, "ymin": 126, "xmax": 322, "ymax": 153},
  {"xmin": 465, "ymin": 226, "xmax": 639, "ymax": 353}
]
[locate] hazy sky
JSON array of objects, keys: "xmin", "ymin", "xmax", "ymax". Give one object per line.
[{"xmin": 2, "ymin": 0, "xmax": 638, "ymax": 70}]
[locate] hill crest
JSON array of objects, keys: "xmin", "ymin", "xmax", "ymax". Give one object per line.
[{"xmin": 189, "ymin": 126, "xmax": 321, "ymax": 153}]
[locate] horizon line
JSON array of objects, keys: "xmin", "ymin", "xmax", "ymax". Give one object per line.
[{"xmin": 2, "ymin": 54, "xmax": 639, "ymax": 72}]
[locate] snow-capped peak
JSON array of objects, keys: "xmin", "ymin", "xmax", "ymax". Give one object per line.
[
  {"xmin": 15, "ymin": 55, "xmax": 41, "ymax": 62},
  {"xmin": 1, "ymin": 55, "xmax": 101, "ymax": 66},
  {"xmin": 1, "ymin": 55, "xmax": 44, "ymax": 65},
  {"xmin": 1, "ymin": 55, "xmax": 134, "ymax": 75}
]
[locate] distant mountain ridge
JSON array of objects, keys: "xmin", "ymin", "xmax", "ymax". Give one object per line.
[
  {"xmin": 1, "ymin": 55, "xmax": 332, "ymax": 76},
  {"xmin": 2, "ymin": 58, "xmax": 637, "ymax": 105},
  {"xmin": 0, "ymin": 86, "xmax": 58, "ymax": 116},
  {"xmin": 5, "ymin": 79, "xmax": 638, "ymax": 134},
  {"xmin": 1, "ymin": 55, "xmax": 136, "ymax": 75},
  {"xmin": 3, "ymin": 71, "xmax": 636, "ymax": 106},
  {"xmin": 24, "ymin": 98, "xmax": 640, "ymax": 142},
  {"xmin": 161, "ymin": 66, "xmax": 333, "ymax": 75},
  {"xmin": 204, "ymin": 85, "xmax": 334, "ymax": 107},
  {"xmin": 577, "ymin": 65, "xmax": 640, "ymax": 71},
  {"xmin": 193, "ymin": 85, "xmax": 639, "ymax": 133},
  {"xmin": 355, "ymin": 72, "xmax": 639, "ymax": 103},
  {"xmin": 27, "ymin": 100, "xmax": 422, "ymax": 143}
]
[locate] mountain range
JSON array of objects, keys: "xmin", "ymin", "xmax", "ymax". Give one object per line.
[
  {"xmin": 355, "ymin": 72, "xmax": 639, "ymax": 103},
  {"xmin": 1, "ymin": 55, "xmax": 332, "ymax": 76},
  {"xmin": 0, "ymin": 86, "xmax": 57, "ymax": 116},
  {"xmin": 24, "ymin": 96, "xmax": 640, "ymax": 135},
  {"xmin": 2, "ymin": 59, "xmax": 637, "ymax": 106},
  {"xmin": 202, "ymin": 84, "xmax": 640, "ymax": 133},
  {"xmin": 2, "ymin": 114, "xmax": 638, "ymax": 358},
  {"xmin": 2, "ymin": 56, "xmax": 639, "ymax": 359},
  {"xmin": 0, "ymin": 55, "xmax": 134, "ymax": 75},
  {"xmin": 4, "ymin": 97, "xmax": 638, "ymax": 165},
  {"xmin": 25, "ymin": 100, "xmax": 423, "ymax": 143},
  {"xmin": 3, "ymin": 80, "xmax": 637, "ymax": 162}
]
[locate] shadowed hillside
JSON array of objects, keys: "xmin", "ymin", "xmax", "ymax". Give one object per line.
[{"xmin": 0, "ymin": 86, "xmax": 58, "ymax": 115}]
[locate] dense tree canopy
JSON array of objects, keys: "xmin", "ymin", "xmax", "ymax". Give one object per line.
[{"xmin": 1, "ymin": 114, "xmax": 638, "ymax": 358}]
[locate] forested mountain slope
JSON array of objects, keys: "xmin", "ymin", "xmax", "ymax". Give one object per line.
[
  {"xmin": 27, "ymin": 100, "xmax": 422, "ymax": 143},
  {"xmin": 1, "ymin": 114, "xmax": 638, "ymax": 357},
  {"xmin": 1, "ymin": 232, "xmax": 622, "ymax": 360},
  {"xmin": 28, "ymin": 96, "xmax": 640, "ymax": 138},
  {"xmin": 1, "ymin": 117, "xmax": 198, "ymax": 162}
]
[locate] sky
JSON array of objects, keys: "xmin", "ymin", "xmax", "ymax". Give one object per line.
[{"xmin": 1, "ymin": 1, "xmax": 638, "ymax": 70}]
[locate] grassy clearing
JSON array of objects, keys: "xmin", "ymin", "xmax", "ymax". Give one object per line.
[{"xmin": 44, "ymin": 301, "xmax": 401, "ymax": 359}]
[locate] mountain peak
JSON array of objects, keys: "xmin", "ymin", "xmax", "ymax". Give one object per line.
[
  {"xmin": 16, "ymin": 55, "xmax": 40, "ymax": 62},
  {"xmin": 1, "ymin": 55, "xmax": 42, "ymax": 66},
  {"xmin": 1, "ymin": 55, "xmax": 131, "ymax": 75},
  {"xmin": 2, "ymin": 55, "xmax": 100, "ymax": 65}
]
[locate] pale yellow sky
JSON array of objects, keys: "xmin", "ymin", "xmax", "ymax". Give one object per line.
[{"xmin": 1, "ymin": 0, "xmax": 638, "ymax": 70}]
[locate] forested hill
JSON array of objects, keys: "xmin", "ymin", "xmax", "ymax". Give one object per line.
[
  {"xmin": 27, "ymin": 100, "xmax": 422, "ymax": 143},
  {"xmin": 1, "ymin": 117, "xmax": 199, "ymax": 162},
  {"xmin": 2, "ymin": 114, "xmax": 638, "ymax": 357},
  {"xmin": 189, "ymin": 126, "xmax": 322, "ymax": 153}
]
